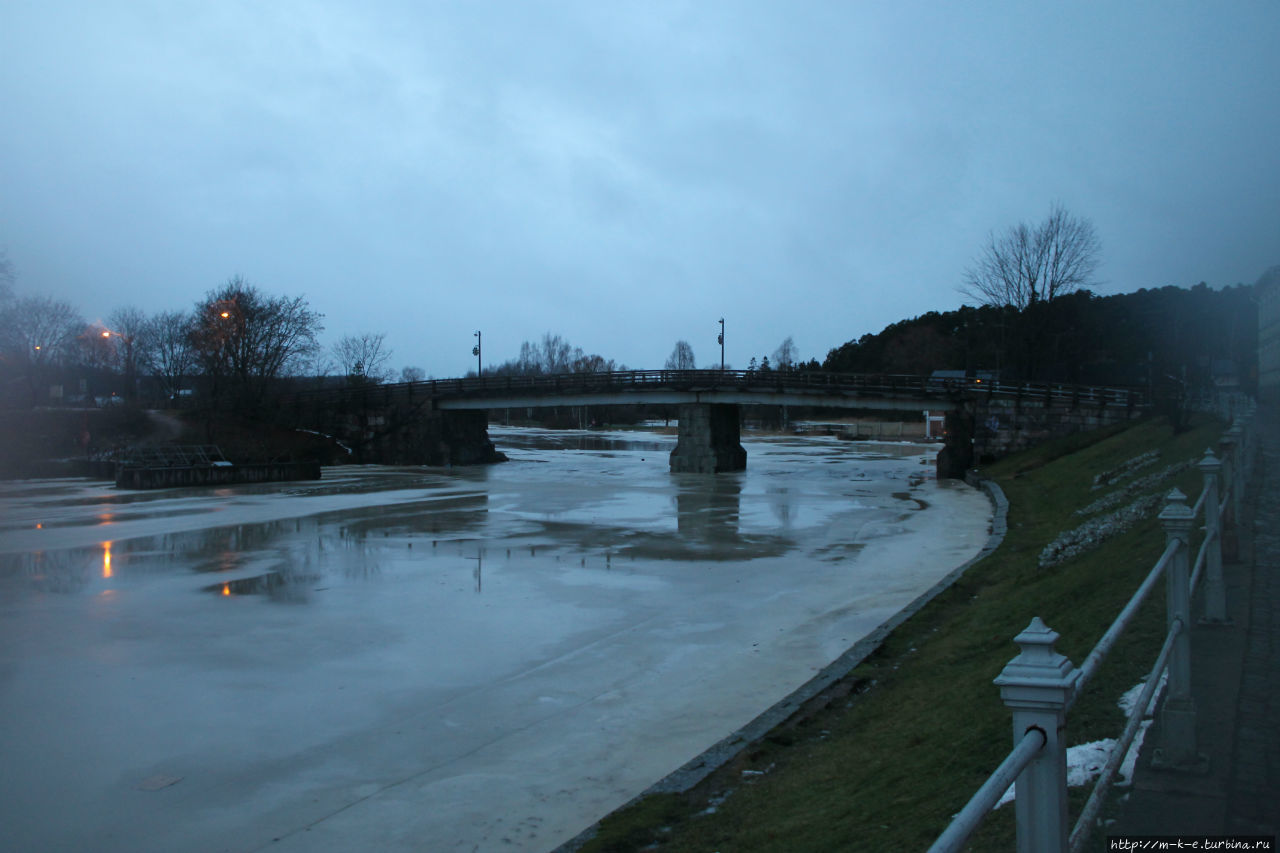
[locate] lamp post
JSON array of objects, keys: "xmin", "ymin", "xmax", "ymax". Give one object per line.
[
  {"xmin": 100, "ymin": 327, "xmax": 138, "ymax": 401},
  {"xmin": 718, "ymin": 318, "xmax": 725, "ymax": 371},
  {"xmin": 472, "ymin": 331, "xmax": 482, "ymax": 378}
]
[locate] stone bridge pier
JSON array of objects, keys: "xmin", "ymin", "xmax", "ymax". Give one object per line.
[{"xmin": 669, "ymin": 403, "xmax": 747, "ymax": 473}]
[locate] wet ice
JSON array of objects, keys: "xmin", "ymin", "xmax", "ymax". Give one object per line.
[{"xmin": 0, "ymin": 428, "xmax": 991, "ymax": 853}]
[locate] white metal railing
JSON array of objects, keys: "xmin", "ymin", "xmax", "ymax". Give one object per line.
[
  {"xmin": 928, "ymin": 401, "xmax": 1256, "ymax": 853},
  {"xmin": 926, "ymin": 728, "xmax": 1047, "ymax": 853}
]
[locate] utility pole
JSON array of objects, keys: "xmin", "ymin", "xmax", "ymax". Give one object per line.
[{"xmin": 472, "ymin": 331, "xmax": 482, "ymax": 378}]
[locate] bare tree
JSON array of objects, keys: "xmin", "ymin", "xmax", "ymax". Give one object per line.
[
  {"xmin": 189, "ymin": 276, "xmax": 323, "ymax": 410},
  {"xmin": 517, "ymin": 332, "xmax": 575, "ymax": 374},
  {"xmin": 332, "ymin": 332, "xmax": 394, "ymax": 384},
  {"xmin": 963, "ymin": 203, "xmax": 1101, "ymax": 310},
  {"xmin": 772, "ymin": 336, "xmax": 798, "ymax": 371},
  {"xmin": 76, "ymin": 323, "xmax": 119, "ymax": 373},
  {"xmin": 664, "ymin": 340, "xmax": 696, "ymax": 370},
  {"xmin": 148, "ymin": 310, "xmax": 196, "ymax": 401},
  {"xmin": 400, "ymin": 365, "xmax": 426, "ymax": 383},
  {"xmin": 102, "ymin": 306, "xmax": 152, "ymax": 400},
  {"xmin": 3, "ymin": 295, "xmax": 85, "ymax": 404},
  {"xmin": 572, "ymin": 352, "xmax": 617, "ymax": 373}
]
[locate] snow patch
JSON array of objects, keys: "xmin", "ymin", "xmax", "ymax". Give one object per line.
[{"xmin": 995, "ymin": 674, "xmax": 1165, "ymax": 809}]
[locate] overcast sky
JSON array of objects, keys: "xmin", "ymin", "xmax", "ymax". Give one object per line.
[{"xmin": 2, "ymin": 1, "xmax": 1277, "ymax": 376}]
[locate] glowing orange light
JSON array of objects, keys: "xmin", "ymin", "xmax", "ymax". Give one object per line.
[
  {"xmin": 36, "ymin": 523, "xmax": 42, "ymax": 529},
  {"xmin": 221, "ymin": 584, "xmax": 231, "ymax": 596},
  {"xmin": 102, "ymin": 331, "xmax": 111, "ymax": 338},
  {"xmin": 220, "ymin": 311, "xmax": 230, "ymax": 318},
  {"xmin": 103, "ymin": 542, "xmax": 113, "ymax": 579}
]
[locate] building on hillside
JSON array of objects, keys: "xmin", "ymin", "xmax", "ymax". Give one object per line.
[{"xmin": 1259, "ymin": 266, "xmax": 1280, "ymax": 404}]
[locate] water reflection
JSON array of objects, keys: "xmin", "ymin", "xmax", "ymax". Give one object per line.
[
  {"xmin": 204, "ymin": 569, "xmax": 316, "ymax": 603},
  {"xmin": 676, "ymin": 475, "xmax": 742, "ymax": 540},
  {"xmin": 766, "ymin": 484, "xmax": 796, "ymax": 527},
  {"xmin": 493, "ymin": 429, "xmax": 672, "ymax": 455},
  {"xmin": 0, "ymin": 430, "xmax": 944, "ymax": 605},
  {"xmin": 0, "ymin": 549, "xmax": 96, "ymax": 595}
]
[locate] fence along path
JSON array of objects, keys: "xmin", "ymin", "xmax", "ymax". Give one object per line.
[{"xmin": 928, "ymin": 401, "xmax": 1257, "ymax": 853}]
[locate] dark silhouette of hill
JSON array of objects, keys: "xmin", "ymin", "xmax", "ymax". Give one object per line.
[{"xmin": 823, "ymin": 284, "xmax": 1257, "ymax": 395}]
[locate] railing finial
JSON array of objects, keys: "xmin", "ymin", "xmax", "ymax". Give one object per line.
[{"xmin": 1158, "ymin": 487, "xmax": 1193, "ymax": 527}]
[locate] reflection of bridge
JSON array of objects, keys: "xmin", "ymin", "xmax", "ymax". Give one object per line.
[{"xmin": 282, "ymin": 370, "xmax": 1146, "ymax": 477}]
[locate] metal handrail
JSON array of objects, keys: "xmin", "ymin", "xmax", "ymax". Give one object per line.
[
  {"xmin": 1071, "ymin": 539, "xmax": 1180, "ymax": 704},
  {"xmin": 1076, "ymin": 463, "xmax": 1230, "ymax": 701},
  {"xmin": 1190, "ymin": 528, "xmax": 1216, "ymax": 591},
  {"xmin": 1069, "ymin": 619, "xmax": 1181, "ymax": 852},
  {"xmin": 926, "ymin": 726, "xmax": 1048, "ymax": 853}
]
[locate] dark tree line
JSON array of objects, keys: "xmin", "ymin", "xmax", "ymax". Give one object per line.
[
  {"xmin": 824, "ymin": 283, "xmax": 1258, "ymax": 395},
  {"xmin": 0, "ymin": 269, "xmax": 326, "ymax": 413}
]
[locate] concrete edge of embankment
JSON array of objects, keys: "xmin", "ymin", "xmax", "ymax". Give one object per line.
[{"xmin": 553, "ymin": 471, "xmax": 1009, "ymax": 853}]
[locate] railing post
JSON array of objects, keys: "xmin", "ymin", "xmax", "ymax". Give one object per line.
[
  {"xmin": 993, "ymin": 617, "xmax": 1079, "ymax": 853},
  {"xmin": 1227, "ymin": 420, "xmax": 1245, "ymax": 528},
  {"xmin": 1241, "ymin": 404, "xmax": 1256, "ymax": 479},
  {"xmin": 1218, "ymin": 427, "xmax": 1239, "ymax": 561},
  {"xmin": 1152, "ymin": 488, "xmax": 1208, "ymax": 772},
  {"xmin": 1197, "ymin": 450, "xmax": 1229, "ymax": 624}
]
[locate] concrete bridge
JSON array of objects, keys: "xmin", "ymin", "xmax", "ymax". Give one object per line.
[{"xmin": 279, "ymin": 369, "xmax": 1146, "ymax": 478}]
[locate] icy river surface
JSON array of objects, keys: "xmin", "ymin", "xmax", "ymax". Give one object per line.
[{"xmin": 0, "ymin": 428, "xmax": 991, "ymax": 853}]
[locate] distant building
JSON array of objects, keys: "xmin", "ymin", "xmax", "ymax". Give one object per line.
[{"xmin": 1259, "ymin": 266, "xmax": 1280, "ymax": 403}]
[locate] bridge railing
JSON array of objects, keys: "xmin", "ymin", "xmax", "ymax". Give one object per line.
[
  {"xmin": 927, "ymin": 403, "xmax": 1255, "ymax": 853},
  {"xmin": 281, "ymin": 369, "xmax": 1147, "ymax": 408}
]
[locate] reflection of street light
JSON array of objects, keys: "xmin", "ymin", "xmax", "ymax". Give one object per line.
[
  {"xmin": 717, "ymin": 318, "xmax": 725, "ymax": 371},
  {"xmin": 472, "ymin": 330, "xmax": 482, "ymax": 378}
]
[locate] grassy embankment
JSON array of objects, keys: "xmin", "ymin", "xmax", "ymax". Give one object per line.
[{"xmin": 578, "ymin": 413, "xmax": 1224, "ymax": 852}]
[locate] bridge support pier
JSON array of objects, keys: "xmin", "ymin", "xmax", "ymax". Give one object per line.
[
  {"xmin": 361, "ymin": 408, "xmax": 506, "ymax": 466},
  {"xmin": 936, "ymin": 408, "xmax": 974, "ymax": 479},
  {"xmin": 670, "ymin": 403, "xmax": 747, "ymax": 473}
]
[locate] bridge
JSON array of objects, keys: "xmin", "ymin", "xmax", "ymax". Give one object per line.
[{"xmin": 279, "ymin": 369, "xmax": 1146, "ymax": 478}]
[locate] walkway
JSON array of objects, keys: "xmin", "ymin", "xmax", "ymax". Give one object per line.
[{"xmin": 1114, "ymin": 404, "xmax": 1279, "ymax": 839}]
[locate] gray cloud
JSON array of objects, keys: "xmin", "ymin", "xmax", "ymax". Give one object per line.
[{"xmin": 2, "ymin": 1, "xmax": 1277, "ymax": 374}]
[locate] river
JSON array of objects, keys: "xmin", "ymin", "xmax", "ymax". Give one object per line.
[{"xmin": 0, "ymin": 427, "xmax": 991, "ymax": 852}]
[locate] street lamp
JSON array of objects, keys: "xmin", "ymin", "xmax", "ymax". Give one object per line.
[
  {"xmin": 718, "ymin": 318, "xmax": 725, "ymax": 371},
  {"xmin": 472, "ymin": 330, "xmax": 482, "ymax": 378},
  {"xmin": 99, "ymin": 327, "xmax": 138, "ymax": 401}
]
